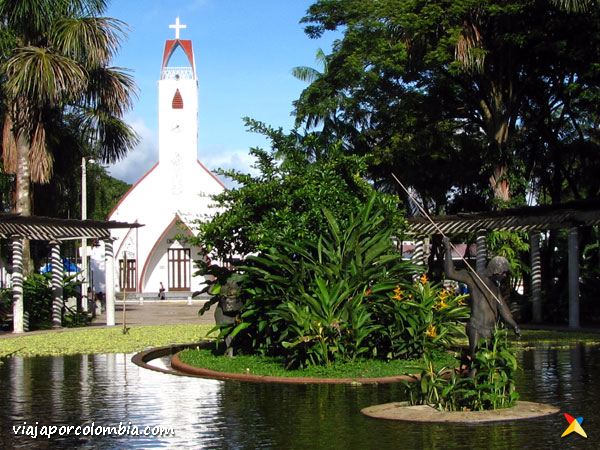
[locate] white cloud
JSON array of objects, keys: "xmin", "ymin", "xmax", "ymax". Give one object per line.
[
  {"xmin": 107, "ymin": 116, "xmax": 158, "ymax": 184},
  {"xmin": 200, "ymin": 146, "xmax": 260, "ymax": 189}
]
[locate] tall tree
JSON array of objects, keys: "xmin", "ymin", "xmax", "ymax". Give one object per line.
[
  {"xmin": 0, "ymin": 0, "xmax": 138, "ymax": 218},
  {"xmin": 298, "ymin": 0, "xmax": 600, "ymax": 208}
]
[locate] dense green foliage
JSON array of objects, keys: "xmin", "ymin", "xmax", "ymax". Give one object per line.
[
  {"xmin": 203, "ymin": 195, "xmax": 468, "ymax": 368},
  {"xmin": 193, "ymin": 119, "xmax": 399, "ymax": 261},
  {"xmin": 1, "ymin": 272, "xmax": 83, "ymax": 330},
  {"xmin": 299, "ymin": 0, "xmax": 600, "ymax": 208},
  {"xmin": 403, "ymin": 328, "xmax": 519, "ymax": 411},
  {"xmin": 0, "ymin": 0, "xmax": 138, "ymax": 213},
  {"xmin": 296, "ymin": 0, "xmax": 600, "ymax": 324}
]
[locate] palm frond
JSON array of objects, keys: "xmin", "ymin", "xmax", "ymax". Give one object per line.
[
  {"xmin": 52, "ymin": 16, "xmax": 128, "ymax": 66},
  {"xmin": 455, "ymin": 20, "xmax": 486, "ymax": 73},
  {"xmin": 76, "ymin": 110, "xmax": 139, "ymax": 163},
  {"xmin": 291, "ymin": 48, "xmax": 328, "ymax": 84},
  {"xmin": 551, "ymin": 0, "xmax": 593, "ymax": 12},
  {"xmin": 82, "ymin": 66, "xmax": 138, "ymax": 115},
  {"xmin": 3, "ymin": 46, "xmax": 86, "ymax": 107},
  {"xmin": 0, "ymin": 0, "xmax": 58, "ymax": 42},
  {"xmin": 29, "ymin": 122, "xmax": 53, "ymax": 183},
  {"xmin": 292, "ymin": 66, "xmax": 322, "ymax": 84}
]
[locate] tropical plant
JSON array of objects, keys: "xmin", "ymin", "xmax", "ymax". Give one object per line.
[
  {"xmin": 486, "ymin": 231, "xmax": 530, "ymax": 290},
  {"xmin": 375, "ymin": 277, "xmax": 469, "ymax": 360},
  {"xmin": 207, "ymin": 193, "xmax": 411, "ymax": 366},
  {"xmin": 205, "ymin": 193, "xmax": 469, "ymax": 369},
  {"xmin": 191, "ymin": 119, "xmax": 400, "ymax": 263},
  {"xmin": 403, "ymin": 327, "xmax": 520, "ymax": 411},
  {"xmin": 468, "ymin": 328, "xmax": 520, "ymax": 410}
]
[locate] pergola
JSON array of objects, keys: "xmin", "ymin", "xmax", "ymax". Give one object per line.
[
  {"xmin": 406, "ymin": 198, "xmax": 600, "ymax": 328},
  {"xmin": 0, "ymin": 213, "xmax": 142, "ymax": 333}
]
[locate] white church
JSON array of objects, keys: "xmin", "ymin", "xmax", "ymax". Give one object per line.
[{"xmin": 104, "ymin": 18, "xmax": 225, "ymax": 297}]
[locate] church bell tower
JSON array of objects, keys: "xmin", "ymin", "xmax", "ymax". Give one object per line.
[{"xmin": 158, "ymin": 17, "xmax": 198, "ymax": 193}]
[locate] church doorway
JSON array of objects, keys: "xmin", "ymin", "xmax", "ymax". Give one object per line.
[{"xmin": 168, "ymin": 248, "xmax": 191, "ymax": 291}]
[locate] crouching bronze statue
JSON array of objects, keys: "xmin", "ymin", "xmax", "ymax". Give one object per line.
[{"xmin": 442, "ymin": 237, "xmax": 520, "ymax": 372}]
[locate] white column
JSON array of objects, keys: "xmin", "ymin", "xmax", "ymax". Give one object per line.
[
  {"xmin": 476, "ymin": 231, "xmax": 487, "ymax": 273},
  {"xmin": 51, "ymin": 241, "xmax": 63, "ymax": 328},
  {"xmin": 104, "ymin": 239, "xmax": 115, "ymax": 326},
  {"xmin": 11, "ymin": 237, "xmax": 24, "ymax": 333},
  {"xmin": 81, "ymin": 157, "xmax": 88, "ymax": 312},
  {"xmin": 412, "ymin": 237, "xmax": 424, "ymax": 267},
  {"xmin": 530, "ymin": 232, "xmax": 542, "ymax": 323},
  {"xmin": 568, "ymin": 227, "xmax": 580, "ymax": 328}
]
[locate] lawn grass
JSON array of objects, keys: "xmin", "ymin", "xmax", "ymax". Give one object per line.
[
  {"xmin": 0, "ymin": 324, "xmax": 214, "ymax": 358},
  {"xmin": 509, "ymin": 329, "xmax": 600, "ymax": 348},
  {"xmin": 177, "ymin": 346, "xmax": 460, "ymax": 378},
  {"xmin": 0, "ymin": 325, "xmax": 596, "ymax": 361}
]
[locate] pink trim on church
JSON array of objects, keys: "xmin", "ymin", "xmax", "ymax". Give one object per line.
[
  {"xmin": 162, "ymin": 39, "xmax": 195, "ymax": 74},
  {"xmin": 107, "ymin": 162, "xmax": 159, "ymax": 220},
  {"xmin": 138, "ymin": 214, "xmax": 196, "ymax": 292},
  {"xmin": 197, "ymin": 160, "xmax": 227, "ymax": 190}
]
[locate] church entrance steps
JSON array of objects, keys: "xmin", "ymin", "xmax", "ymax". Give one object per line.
[{"xmin": 115, "ymin": 292, "xmax": 212, "ymax": 305}]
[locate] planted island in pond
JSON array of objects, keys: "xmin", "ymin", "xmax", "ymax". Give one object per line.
[{"xmin": 191, "ymin": 178, "xmax": 521, "ymax": 408}]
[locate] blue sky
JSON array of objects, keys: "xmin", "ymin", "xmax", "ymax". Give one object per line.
[{"xmin": 105, "ymin": 0, "xmax": 338, "ymax": 184}]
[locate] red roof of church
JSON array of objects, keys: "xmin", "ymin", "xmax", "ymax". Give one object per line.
[{"xmin": 162, "ymin": 39, "xmax": 195, "ymax": 74}]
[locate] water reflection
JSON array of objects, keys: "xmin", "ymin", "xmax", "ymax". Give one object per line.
[{"xmin": 0, "ymin": 345, "xmax": 598, "ymax": 449}]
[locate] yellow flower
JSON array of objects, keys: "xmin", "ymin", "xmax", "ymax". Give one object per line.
[
  {"xmin": 392, "ymin": 285, "xmax": 403, "ymax": 301},
  {"xmin": 419, "ymin": 273, "xmax": 428, "ymax": 285},
  {"xmin": 425, "ymin": 324, "xmax": 437, "ymax": 338},
  {"xmin": 438, "ymin": 289, "xmax": 448, "ymax": 301},
  {"xmin": 433, "ymin": 299, "xmax": 447, "ymax": 310}
]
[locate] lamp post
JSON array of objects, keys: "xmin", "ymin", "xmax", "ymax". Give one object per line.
[{"xmin": 81, "ymin": 157, "xmax": 95, "ymax": 312}]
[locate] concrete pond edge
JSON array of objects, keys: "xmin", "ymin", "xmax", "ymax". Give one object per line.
[
  {"xmin": 133, "ymin": 341, "xmax": 417, "ymax": 384},
  {"xmin": 361, "ymin": 401, "xmax": 560, "ymax": 423}
]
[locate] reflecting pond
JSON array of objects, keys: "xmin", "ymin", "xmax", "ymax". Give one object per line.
[{"xmin": 1, "ymin": 345, "xmax": 599, "ymax": 449}]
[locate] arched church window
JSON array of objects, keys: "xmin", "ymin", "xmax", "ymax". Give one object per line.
[{"xmin": 172, "ymin": 89, "xmax": 183, "ymax": 109}]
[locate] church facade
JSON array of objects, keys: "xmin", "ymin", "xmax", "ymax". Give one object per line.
[{"xmin": 106, "ymin": 18, "xmax": 225, "ymax": 297}]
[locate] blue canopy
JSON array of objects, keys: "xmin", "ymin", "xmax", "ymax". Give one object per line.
[{"xmin": 41, "ymin": 258, "xmax": 80, "ymax": 273}]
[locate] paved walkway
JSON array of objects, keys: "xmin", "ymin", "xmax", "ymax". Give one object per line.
[
  {"xmin": 93, "ymin": 301, "xmax": 217, "ymax": 327},
  {"xmin": 0, "ymin": 301, "xmax": 217, "ymax": 338}
]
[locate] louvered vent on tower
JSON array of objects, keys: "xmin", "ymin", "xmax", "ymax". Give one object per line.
[{"xmin": 172, "ymin": 89, "xmax": 183, "ymax": 109}]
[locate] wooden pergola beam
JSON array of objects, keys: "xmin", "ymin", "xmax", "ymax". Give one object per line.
[
  {"xmin": 405, "ymin": 198, "xmax": 600, "ymax": 329},
  {"xmin": 0, "ymin": 214, "xmax": 142, "ymax": 333}
]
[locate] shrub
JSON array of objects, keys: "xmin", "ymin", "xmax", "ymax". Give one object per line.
[
  {"xmin": 402, "ymin": 327, "xmax": 520, "ymax": 411},
  {"xmin": 205, "ymin": 193, "xmax": 468, "ymax": 368},
  {"xmin": 3, "ymin": 272, "xmax": 83, "ymax": 330},
  {"xmin": 374, "ymin": 276, "xmax": 469, "ymax": 360}
]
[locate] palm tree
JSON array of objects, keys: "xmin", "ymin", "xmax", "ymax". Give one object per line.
[
  {"xmin": 292, "ymin": 48, "xmax": 353, "ymax": 152},
  {"xmin": 0, "ymin": 0, "xmax": 138, "ymax": 272},
  {"xmin": 0, "ymin": 0, "xmax": 138, "ymax": 216}
]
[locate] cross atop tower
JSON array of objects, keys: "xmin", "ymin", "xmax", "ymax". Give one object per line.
[{"xmin": 169, "ymin": 17, "xmax": 187, "ymax": 39}]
